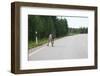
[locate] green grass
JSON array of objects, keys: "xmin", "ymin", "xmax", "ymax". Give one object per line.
[
  {"xmin": 28, "ymin": 38, "xmax": 48, "ymax": 49},
  {"xmin": 28, "ymin": 33, "xmax": 81, "ymax": 49}
]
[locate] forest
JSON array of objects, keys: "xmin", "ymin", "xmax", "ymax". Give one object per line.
[{"xmin": 28, "ymin": 15, "xmax": 88, "ymax": 49}]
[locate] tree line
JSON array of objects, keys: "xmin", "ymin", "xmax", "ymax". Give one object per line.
[
  {"xmin": 28, "ymin": 15, "xmax": 68, "ymax": 41},
  {"xmin": 28, "ymin": 15, "xmax": 88, "ymax": 42},
  {"xmin": 68, "ymin": 27, "xmax": 88, "ymax": 34}
]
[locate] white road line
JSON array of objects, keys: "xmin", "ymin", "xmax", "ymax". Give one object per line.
[{"xmin": 29, "ymin": 46, "xmax": 47, "ymax": 57}]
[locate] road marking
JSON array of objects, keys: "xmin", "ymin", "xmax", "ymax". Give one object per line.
[{"xmin": 29, "ymin": 46, "xmax": 47, "ymax": 57}]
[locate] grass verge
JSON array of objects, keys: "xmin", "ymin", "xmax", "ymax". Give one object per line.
[
  {"xmin": 28, "ymin": 38, "xmax": 48, "ymax": 49},
  {"xmin": 28, "ymin": 33, "xmax": 80, "ymax": 49}
]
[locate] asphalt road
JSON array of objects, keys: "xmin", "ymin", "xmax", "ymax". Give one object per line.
[{"xmin": 29, "ymin": 34, "xmax": 88, "ymax": 61}]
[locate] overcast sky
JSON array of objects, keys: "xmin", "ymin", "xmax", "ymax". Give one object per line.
[{"xmin": 57, "ymin": 16, "xmax": 88, "ymax": 28}]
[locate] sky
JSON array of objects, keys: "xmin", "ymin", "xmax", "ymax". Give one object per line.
[{"xmin": 57, "ymin": 16, "xmax": 88, "ymax": 28}]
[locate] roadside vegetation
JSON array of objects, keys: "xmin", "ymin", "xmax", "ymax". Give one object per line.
[
  {"xmin": 28, "ymin": 38, "xmax": 48, "ymax": 49},
  {"xmin": 28, "ymin": 15, "xmax": 88, "ymax": 49}
]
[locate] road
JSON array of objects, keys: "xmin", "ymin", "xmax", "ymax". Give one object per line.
[{"xmin": 29, "ymin": 34, "xmax": 88, "ymax": 61}]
